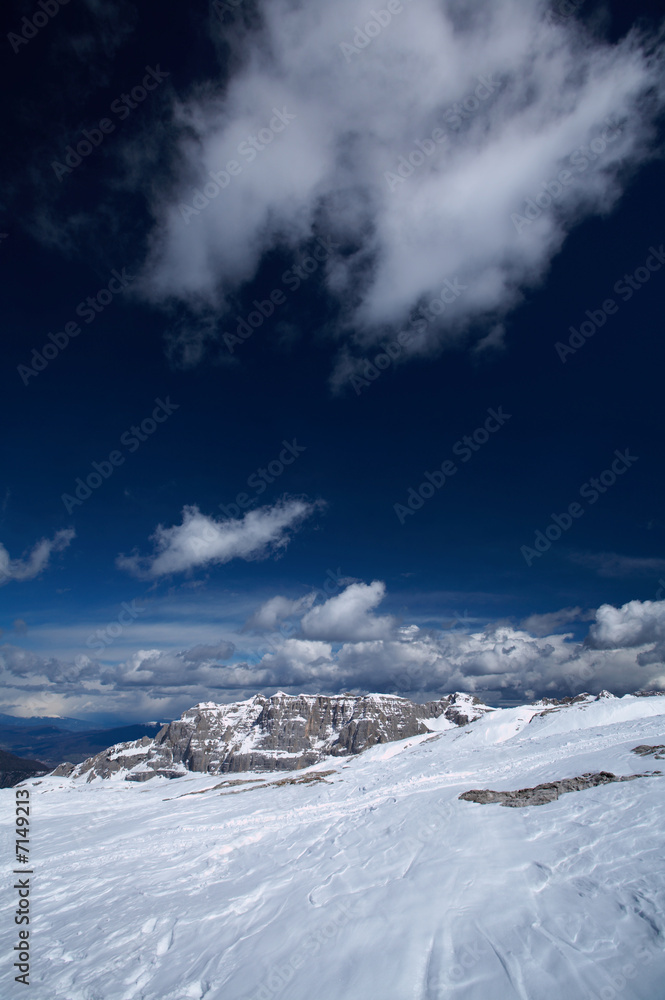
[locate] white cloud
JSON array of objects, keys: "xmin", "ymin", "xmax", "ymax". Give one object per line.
[
  {"xmin": 0, "ymin": 528, "xmax": 75, "ymax": 586},
  {"xmin": 98, "ymin": 639, "xmax": 236, "ymax": 688},
  {"xmin": 116, "ymin": 498, "xmax": 321, "ymax": 579},
  {"xmin": 2, "ymin": 592, "xmax": 665, "ymax": 720},
  {"xmin": 232, "ymin": 593, "xmax": 665, "ymax": 697},
  {"xmin": 135, "ymin": 0, "xmax": 664, "ymax": 378},
  {"xmin": 246, "ymin": 593, "xmax": 317, "ymax": 631},
  {"xmin": 300, "ymin": 580, "xmax": 396, "ymax": 641},
  {"xmin": 586, "ymin": 599, "xmax": 665, "ymax": 650},
  {"xmin": 0, "ymin": 637, "xmax": 238, "ymax": 722}
]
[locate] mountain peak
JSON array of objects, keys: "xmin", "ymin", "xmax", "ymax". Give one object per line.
[{"xmin": 54, "ymin": 691, "xmax": 494, "ymax": 782}]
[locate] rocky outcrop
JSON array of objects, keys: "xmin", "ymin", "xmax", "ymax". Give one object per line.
[
  {"xmin": 531, "ymin": 691, "xmax": 616, "ymax": 717},
  {"xmin": 53, "ymin": 691, "xmax": 493, "ymax": 782},
  {"xmin": 459, "ymin": 770, "xmax": 658, "ymax": 807},
  {"xmin": 631, "ymin": 744, "xmax": 665, "ymax": 759}
]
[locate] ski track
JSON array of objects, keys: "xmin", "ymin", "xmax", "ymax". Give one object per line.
[{"xmin": 1, "ymin": 695, "xmax": 665, "ymax": 999}]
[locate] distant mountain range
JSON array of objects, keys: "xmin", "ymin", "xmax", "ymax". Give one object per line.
[
  {"xmin": 0, "ymin": 720, "xmax": 165, "ymax": 767},
  {"xmin": 0, "ymin": 713, "xmax": 101, "ymax": 731},
  {"xmin": 0, "ymin": 748, "xmax": 48, "ymax": 788}
]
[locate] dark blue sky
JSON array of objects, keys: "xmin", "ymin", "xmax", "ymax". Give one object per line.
[{"xmin": 1, "ymin": 0, "xmax": 665, "ymax": 723}]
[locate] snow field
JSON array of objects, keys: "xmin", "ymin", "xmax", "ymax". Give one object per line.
[{"xmin": 1, "ymin": 694, "xmax": 664, "ymax": 999}]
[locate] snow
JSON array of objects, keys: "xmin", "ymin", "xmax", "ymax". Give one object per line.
[{"xmin": 2, "ymin": 694, "xmax": 664, "ymax": 999}]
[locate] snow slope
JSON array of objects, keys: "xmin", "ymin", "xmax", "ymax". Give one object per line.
[{"xmin": 2, "ymin": 693, "xmax": 664, "ymax": 999}]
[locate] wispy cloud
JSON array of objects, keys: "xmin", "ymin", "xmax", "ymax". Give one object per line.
[
  {"xmin": 246, "ymin": 593, "xmax": 317, "ymax": 632},
  {"xmin": 0, "ymin": 528, "xmax": 75, "ymax": 586},
  {"xmin": 520, "ymin": 606, "xmax": 594, "ymax": 636},
  {"xmin": 131, "ymin": 0, "xmax": 664, "ymax": 378},
  {"xmin": 570, "ymin": 551, "xmax": 665, "ymax": 577},
  {"xmin": 116, "ymin": 498, "xmax": 323, "ymax": 579}
]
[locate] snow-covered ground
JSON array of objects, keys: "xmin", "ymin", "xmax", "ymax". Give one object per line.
[{"xmin": 2, "ymin": 693, "xmax": 665, "ymax": 999}]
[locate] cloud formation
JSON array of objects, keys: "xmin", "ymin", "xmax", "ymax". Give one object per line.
[
  {"xmin": 520, "ymin": 606, "xmax": 594, "ymax": 637},
  {"xmin": 246, "ymin": 593, "xmax": 317, "ymax": 632},
  {"xmin": 586, "ymin": 599, "xmax": 665, "ymax": 650},
  {"xmin": 0, "ymin": 637, "xmax": 236, "ymax": 721},
  {"xmin": 246, "ymin": 591, "xmax": 665, "ymax": 700},
  {"xmin": 2, "ymin": 588, "xmax": 664, "ymax": 721},
  {"xmin": 116, "ymin": 498, "xmax": 321, "ymax": 579},
  {"xmin": 135, "ymin": 0, "xmax": 664, "ymax": 380},
  {"xmin": 570, "ymin": 551, "xmax": 665, "ymax": 577},
  {"xmin": 0, "ymin": 528, "xmax": 75, "ymax": 586},
  {"xmin": 300, "ymin": 580, "xmax": 396, "ymax": 641}
]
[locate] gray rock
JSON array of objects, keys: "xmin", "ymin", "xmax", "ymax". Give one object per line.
[
  {"xmin": 59, "ymin": 692, "xmax": 493, "ymax": 782},
  {"xmin": 631, "ymin": 743, "xmax": 665, "ymax": 759},
  {"xmin": 51, "ymin": 762, "xmax": 76, "ymax": 777},
  {"xmin": 459, "ymin": 770, "xmax": 659, "ymax": 807},
  {"xmin": 532, "ymin": 691, "xmax": 616, "ymax": 718}
]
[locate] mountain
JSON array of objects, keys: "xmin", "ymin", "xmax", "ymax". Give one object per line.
[
  {"xmin": 0, "ymin": 713, "xmax": 97, "ymax": 731},
  {"xmin": 0, "ymin": 748, "xmax": 48, "ymax": 788},
  {"xmin": 0, "ymin": 722, "xmax": 165, "ymax": 767},
  {"xmin": 5, "ymin": 690, "xmax": 665, "ymax": 1000},
  {"xmin": 52, "ymin": 691, "xmax": 493, "ymax": 781}
]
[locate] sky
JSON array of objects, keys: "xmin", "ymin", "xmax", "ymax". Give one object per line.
[{"xmin": 1, "ymin": 0, "xmax": 665, "ymax": 724}]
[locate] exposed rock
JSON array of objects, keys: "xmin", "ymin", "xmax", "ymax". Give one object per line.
[
  {"xmin": 532, "ymin": 691, "xmax": 616, "ymax": 717},
  {"xmin": 459, "ymin": 770, "xmax": 659, "ymax": 807},
  {"xmin": 50, "ymin": 761, "xmax": 76, "ymax": 778},
  {"xmin": 272, "ymin": 769, "xmax": 337, "ymax": 786},
  {"xmin": 631, "ymin": 744, "xmax": 665, "ymax": 759},
  {"xmin": 533, "ymin": 693, "xmax": 594, "ymax": 707},
  {"xmin": 57, "ymin": 691, "xmax": 493, "ymax": 782}
]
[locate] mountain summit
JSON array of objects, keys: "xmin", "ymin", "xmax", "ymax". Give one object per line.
[{"xmin": 53, "ymin": 691, "xmax": 492, "ymax": 781}]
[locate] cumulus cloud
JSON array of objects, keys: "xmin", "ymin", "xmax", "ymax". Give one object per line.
[
  {"xmin": 225, "ymin": 592, "xmax": 665, "ymax": 698},
  {"xmin": 300, "ymin": 580, "xmax": 396, "ymax": 641},
  {"xmin": 0, "ymin": 643, "xmax": 97, "ymax": 686},
  {"xmin": 2, "ymin": 583, "xmax": 663, "ymax": 720},
  {"xmin": 0, "ymin": 637, "xmax": 237, "ymax": 721},
  {"xmin": 240, "ymin": 585, "xmax": 665, "ymax": 696},
  {"xmin": 0, "ymin": 528, "xmax": 75, "ymax": 586},
  {"xmin": 586, "ymin": 599, "xmax": 665, "ymax": 650},
  {"xmin": 2, "ymin": 592, "xmax": 664, "ymax": 720},
  {"xmin": 98, "ymin": 639, "xmax": 236, "ymax": 689},
  {"xmin": 116, "ymin": 498, "xmax": 321, "ymax": 579},
  {"xmin": 246, "ymin": 593, "xmax": 317, "ymax": 632},
  {"xmin": 247, "ymin": 598, "xmax": 665, "ymax": 700},
  {"xmin": 135, "ymin": 0, "xmax": 664, "ymax": 379}
]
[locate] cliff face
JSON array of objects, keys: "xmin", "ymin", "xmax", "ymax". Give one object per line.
[{"xmin": 53, "ymin": 691, "xmax": 493, "ymax": 782}]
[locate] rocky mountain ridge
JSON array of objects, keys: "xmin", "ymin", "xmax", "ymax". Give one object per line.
[{"xmin": 52, "ymin": 691, "xmax": 493, "ymax": 782}]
